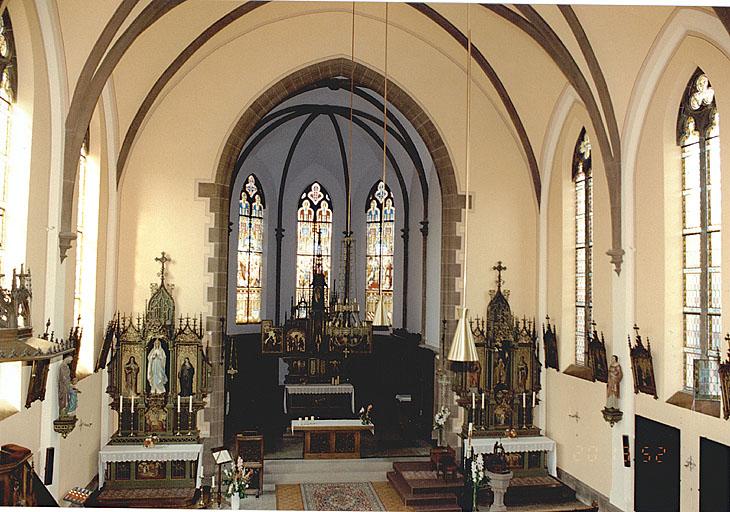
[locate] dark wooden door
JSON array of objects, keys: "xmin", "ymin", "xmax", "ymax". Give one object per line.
[
  {"xmin": 635, "ymin": 415, "xmax": 680, "ymax": 512},
  {"xmin": 700, "ymin": 437, "xmax": 730, "ymax": 511}
]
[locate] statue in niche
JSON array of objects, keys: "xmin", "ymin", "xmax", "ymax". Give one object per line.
[
  {"xmin": 467, "ymin": 361, "xmax": 481, "ymax": 390},
  {"xmin": 58, "ymin": 355, "xmax": 79, "ymax": 416},
  {"xmin": 495, "ymin": 356, "xmax": 507, "ymax": 385},
  {"xmin": 606, "ymin": 355, "xmax": 623, "ymax": 410},
  {"xmin": 124, "ymin": 356, "xmax": 140, "ymax": 396},
  {"xmin": 147, "ymin": 338, "xmax": 168, "ymax": 395},
  {"xmin": 517, "ymin": 356, "xmax": 529, "ymax": 392},
  {"xmin": 178, "ymin": 357, "xmax": 195, "ymax": 397}
]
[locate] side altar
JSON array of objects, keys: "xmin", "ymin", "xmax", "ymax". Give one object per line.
[
  {"xmin": 95, "ymin": 253, "xmax": 211, "ymax": 507},
  {"xmin": 455, "ymin": 262, "xmax": 555, "ymax": 478}
]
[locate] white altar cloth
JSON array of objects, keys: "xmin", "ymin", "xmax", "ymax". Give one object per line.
[
  {"xmin": 98, "ymin": 443, "xmax": 204, "ymax": 488},
  {"xmin": 291, "ymin": 418, "xmax": 373, "ymax": 433},
  {"xmin": 469, "ymin": 436, "xmax": 557, "ymax": 477},
  {"xmin": 284, "ymin": 384, "xmax": 355, "ymax": 413}
]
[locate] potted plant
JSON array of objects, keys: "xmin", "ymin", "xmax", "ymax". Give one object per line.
[
  {"xmin": 468, "ymin": 450, "xmax": 488, "ymax": 512},
  {"xmin": 433, "ymin": 406, "xmax": 450, "ymax": 447},
  {"xmin": 359, "ymin": 404, "xmax": 373, "ymax": 425},
  {"xmin": 222, "ymin": 456, "xmax": 253, "ymax": 510}
]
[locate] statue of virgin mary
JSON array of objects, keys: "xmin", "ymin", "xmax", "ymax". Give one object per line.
[{"xmin": 147, "ymin": 338, "xmax": 168, "ymax": 394}]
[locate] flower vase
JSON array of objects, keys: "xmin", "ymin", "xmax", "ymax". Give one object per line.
[
  {"xmin": 230, "ymin": 493, "xmax": 240, "ymax": 510},
  {"xmin": 437, "ymin": 428, "xmax": 444, "ymax": 448},
  {"xmin": 472, "ymin": 485, "xmax": 479, "ymax": 512}
]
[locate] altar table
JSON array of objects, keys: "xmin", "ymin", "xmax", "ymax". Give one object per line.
[
  {"xmin": 291, "ymin": 419, "xmax": 374, "ymax": 459},
  {"xmin": 469, "ymin": 436, "xmax": 557, "ymax": 477},
  {"xmin": 283, "ymin": 384, "xmax": 355, "ymax": 414},
  {"xmin": 98, "ymin": 443, "xmax": 204, "ymax": 488}
]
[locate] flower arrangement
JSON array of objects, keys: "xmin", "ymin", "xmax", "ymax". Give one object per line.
[
  {"xmin": 143, "ymin": 434, "xmax": 159, "ymax": 448},
  {"xmin": 222, "ymin": 457, "xmax": 254, "ymax": 499},
  {"xmin": 469, "ymin": 450, "xmax": 488, "ymax": 511},
  {"xmin": 433, "ymin": 406, "xmax": 450, "ymax": 446},
  {"xmin": 359, "ymin": 404, "xmax": 373, "ymax": 425}
]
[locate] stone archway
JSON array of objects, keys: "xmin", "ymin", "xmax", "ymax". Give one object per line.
[{"xmin": 197, "ymin": 57, "xmax": 463, "ymax": 468}]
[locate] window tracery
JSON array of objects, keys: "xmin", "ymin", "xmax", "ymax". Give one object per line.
[
  {"xmin": 365, "ymin": 180, "xmax": 395, "ymax": 324},
  {"xmin": 236, "ymin": 174, "xmax": 265, "ymax": 324},
  {"xmin": 296, "ymin": 182, "xmax": 332, "ymax": 305}
]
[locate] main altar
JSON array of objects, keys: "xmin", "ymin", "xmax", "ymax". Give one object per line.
[
  {"xmin": 95, "ymin": 253, "xmax": 211, "ymax": 508},
  {"xmin": 455, "ymin": 262, "xmax": 556, "ymax": 478}
]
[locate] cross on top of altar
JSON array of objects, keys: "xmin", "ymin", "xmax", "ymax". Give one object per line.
[
  {"xmin": 493, "ymin": 261, "xmax": 507, "ymax": 290},
  {"xmin": 156, "ymin": 252, "xmax": 171, "ymax": 284}
]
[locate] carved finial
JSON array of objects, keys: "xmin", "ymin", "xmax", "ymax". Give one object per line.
[
  {"xmin": 492, "ymin": 261, "xmax": 507, "ymax": 290},
  {"xmin": 155, "ymin": 252, "xmax": 171, "ymax": 284}
]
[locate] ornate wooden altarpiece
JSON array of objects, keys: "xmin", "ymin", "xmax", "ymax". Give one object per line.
[
  {"xmin": 260, "ymin": 238, "xmax": 372, "ymax": 386},
  {"xmin": 455, "ymin": 262, "xmax": 542, "ymax": 439},
  {"xmin": 98, "ymin": 253, "xmax": 211, "ymax": 491},
  {"xmin": 628, "ymin": 324, "xmax": 658, "ymax": 399}
]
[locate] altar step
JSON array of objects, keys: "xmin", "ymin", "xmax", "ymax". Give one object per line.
[
  {"xmin": 485, "ymin": 474, "xmax": 578, "ymax": 506},
  {"xmin": 387, "ymin": 461, "xmax": 463, "ymax": 512},
  {"xmin": 264, "ymin": 456, "xmax": 429, "ymax": 485}
]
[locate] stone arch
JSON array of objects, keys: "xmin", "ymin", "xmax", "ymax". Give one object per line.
[{"xmin": 197, "ymin": 57, "xmax": 463, "ymax": 461}]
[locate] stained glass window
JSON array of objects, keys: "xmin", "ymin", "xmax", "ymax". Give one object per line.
[
  {"xmin": 0, "ymin": 9, "xmax": 16, "ymax": 281},
  {"xmin": 296, "ymin": 182, "xmax": 333, "ymax": 305},
  {"xmin": 236, "ymin": 174, "xmax": 265, "ymax": 324},
  {"xmin": 678, "ymin": 69, "xmax": 721, "ymax": 390},
  {"xmin": 72, "ymin": 132, "xmax": 89, "ymax": 325},
  {"xmin": 573, "ymin": 129, "xmax": 592, "ymax": 366},
  {"xmin": 365, "ymin": 181, "xmax": 395, "ymax": 324}
]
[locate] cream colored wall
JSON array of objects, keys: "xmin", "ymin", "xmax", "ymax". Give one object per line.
[
  {"xmin": 116, "ymin": 8, "xmax": 538, "ymax": 320},
  {"xmin": 544, "ymin": 105, "xmax": 614, "ymax": 498},
  {"xmin": 634, "ymin": 34, "xmax": 730, "ymax": 511}
]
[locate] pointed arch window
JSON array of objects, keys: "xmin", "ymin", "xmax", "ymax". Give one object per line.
[
  {"xmin": 573, "ymin": 129, "xmax": 592, "ymax": 366},
  {"xmin": 365, "ymin": 180, "xmax": 395, "ymax": 324},
  {"xmin": 296, "ymin": 182, "xmax": 332, "ymax": 304},
  {"xmin": 678, "ymin": 69, "xmax": 721, "ymax": 390},
  {"xmin": 0, "ymin": 9, "xmax": 16, "ymax": 279},
  {"xmin": 236, "ymin": 174, "xmax": 265, "ymax": 324}
]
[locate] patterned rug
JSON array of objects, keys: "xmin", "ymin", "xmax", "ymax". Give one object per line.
[
  {"xmin": 300, "ymin": 482, "xmax": 385, "ymax": 511},
  {"xmin": 276, "ymin": 481, "xmax": 409, "ymax": 511}
]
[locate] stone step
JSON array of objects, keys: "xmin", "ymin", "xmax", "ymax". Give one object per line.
[
  {"xmin": 408, "ymin": 503, "xmax": 462, "ymax": 512},
  {"xmin": 387, "ymin": 471, "xmax": 459, "ymax": 507},
  {"xmin": 264, "ymin": 456, "xmax": 429, "ymax": 485},
  {"xmin": 392, "ymin": 461, "xmax": 463, "ymax": 495}
]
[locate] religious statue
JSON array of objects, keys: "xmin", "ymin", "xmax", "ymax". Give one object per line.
[
  {"xmin": 147, "ymin": 338, "xmax": 168, "ymax": 394},
  {"xmin": 606, "ymin": 355, "xmax": 622, "ymax": 410},
  {"xmin": 58, "ymin": 356, "xmax": 79, "ymax": 416},
  {"xmin": 467, "ymin": 361, "xmax": 481, "ymax": 389},
  {"xmin": 178, "ymin": 357, "xmax": 195, "ymax": 397},
  {"xmin": 124, "ymin": 356, "xmax": 139, "ymax": 396},
  {"xmin": 517, "ymin": 356, "xmax": 528, "ymax": 392},
  {"xmin": 495, "ymin": 356, "xmax": 507, "ymax": 385}
]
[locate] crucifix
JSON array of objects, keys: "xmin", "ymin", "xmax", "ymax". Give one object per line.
[
  {"xmin": 493, "ymin": 261, "xmax": 507, "ymax": 289},
  {"xmin": 155, "ymin": 252, "xmax": 171, "ymax": 284}
]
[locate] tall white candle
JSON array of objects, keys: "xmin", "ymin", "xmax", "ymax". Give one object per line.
[
  {"xmin": 522, "ymin": 392, "xmax": 526, "ymax": 409},
  {"xmin": 468, "ymin": 422, "xmax": 473, "ymax": 437},
  {"xmin": 119, "ymin": 395, "xmax": 122, "ymax": 411},
  {"xmin": 481, "ymin": 392, "xmax": 485, "ymax": 409},
  {"xmin": 532, "ymin": 392, "xmax": 536, "ymax": 408},
  {"xmin": 472, "ymin": 392, "xmax": 475, "ymax": 409},
  {"xmin": 189, "ymin": 395, "xmax": 193, "ymax": 413},
  {"xmin": 177, "ymin": 395, "xmax": 181, "ymax": 413},
  {"xmin": 131, "ymin": 396, "xmax": 135, "ymax": 414},
  {"xmin": 211, "ymin": 475, "xmax": 215, "ymax": 489}
]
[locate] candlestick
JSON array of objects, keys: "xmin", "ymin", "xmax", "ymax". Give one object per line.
[
  {"xmin": 472, "ymin": 392, "xmax": 475, "ymax": 409},
  {"xmin": 177, "ymin": 395, "xmax": 181, "ymax": 413},
  {"xmin": 481, "ymin": 392, "xmax": 485, "ymax": 409}
]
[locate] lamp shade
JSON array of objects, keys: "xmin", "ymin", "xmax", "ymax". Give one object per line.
[
  {"xmin": 447, "ymin": 308, "xmax": 478, "ymax": 362},
  {"xmin": 372, "ymin": 295, "xmax": 388, "ymax": 327}
]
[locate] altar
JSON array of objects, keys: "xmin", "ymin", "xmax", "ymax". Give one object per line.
[
  {"xmin": 284, "ymin": 383, "xmax": 355, "ymax": 416},
  {"xmin": 291, "ymin": 419, "xmax": 374, "ymax": 459},
  {"xmin": 98, "ymin": 443, "xmax": 204, "ymax": 488},
  {"xmin": 469, "ymin": 436, "xmax": 557, "ymax": 477}
]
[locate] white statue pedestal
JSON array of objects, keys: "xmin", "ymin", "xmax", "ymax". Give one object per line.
[{"xmin": 487, "ymin": 470, "xmax": 513, "ymax": 512}]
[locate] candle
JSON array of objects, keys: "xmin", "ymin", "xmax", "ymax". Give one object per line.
[
  {"xmin": 119, "ymin": 395, "xmax": 122, "ymax": 411},
  {"xmin": 468, "ymin": 422, "xmax": 473, "ymax": 437},
  {"xmin": 522, "ymin": 392, "xmax": 526, "ymax": 410},
  {"xmin": 131, "ymin": 396, "xmax": 135, "ymax": 414},
  {"xmin": 532, "ymin": 392, "xmax": 536, "ymax": 408},
  {"xmin": 211, "ymin": 475, "xmax": 215, "ymax": 489},
  {"xmin": 472, "ymin": 392, "xmax": 475, "ymax": 409},
  {"xmin": 189, "ymin": 395, "xmax": 193, "ymax": 413},
  {"xmin": 481, "ymin": 392, "xmax": 485, "ymax": 409},
  {"xmin": 177, "ymin": 395, "xmax": 181, "ymax": 413}
]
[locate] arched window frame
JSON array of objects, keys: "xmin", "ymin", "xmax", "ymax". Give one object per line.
[
  {"xmin": 236, "ymin": 174, "xmax": 266, "ymax": 324},
  {"xmin": 365, "ymin": 180, "xmax": 395, "ymax": 324},
  {"xmin": 677, "ymin": 68, "xmax": 721, "ymax": 391},
  {"xmin": 72, "ymin": 130, "xmax": 89, "ymax": 325},
  {"xmin": 573, "ymin": 128, "xmax": 592, "ymax": 366},
  {"xmin": 0, "ymin": 8, "xmax": 17, "ymax": 280},
  {"xmin": 296, "ymin": 182, "xmax": 333, "ymax": 305}
]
